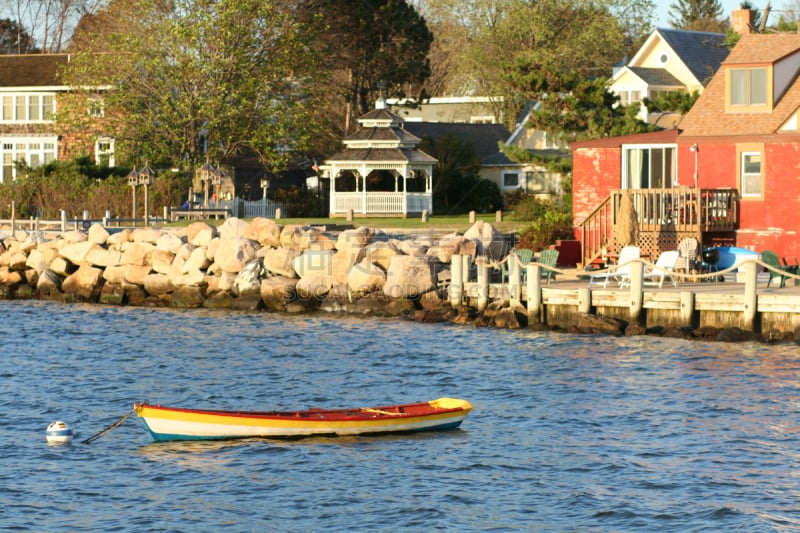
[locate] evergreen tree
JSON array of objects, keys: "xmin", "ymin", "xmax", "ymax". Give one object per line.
[
  {"xmin": 668, "ymin": 0, "xmax": 727, "ymax": 32},
  {"xmin": 0, "ymin": 18, "xmax": 38, "ymax": 54}
]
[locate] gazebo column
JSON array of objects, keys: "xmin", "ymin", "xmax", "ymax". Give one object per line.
[
  {"xmin": 402, "ymin": 168, "xmax": 408, "ymax": 215},
  {"xmin": 361, "ymin": 164, "xmax": 368, "ymax": 214},
  {"xmin": 329, "ymin": 168, "xmax": 336, "ymax": 215}
]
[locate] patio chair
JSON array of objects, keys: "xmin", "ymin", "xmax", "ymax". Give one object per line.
[
  {"xmin": 634, "ymin": 250, "xmax": 679, "ymax": 288},
  {"xmin": 501, "ymin": 248, "xmax": 534, "ymax": 283},
  {"xmin": 589, "ymin": 245, "xmax": 640, "ymax": 288},
  {"xmin": 761, "ymin": 250, "xmax": 792, "ymax": 288},
  {"xmin": 537, "ymin": 249, "xmax": 560, "ymax": 286},
  {"xmin": 675, "ymin": 238, "xmax": 699, "ymax": 274}
]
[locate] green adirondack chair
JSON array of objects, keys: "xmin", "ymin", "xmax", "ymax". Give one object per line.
[
  {"xmin": 761, "ymin": 250, "xmax": 791, "ymax": 288},
  {"xmin": 501, "ymin": 248, "xmax": 534, "ymax": 282},
  {"xmin": 538, "ymin": 249, "xmax": 559, "ymax": 286}
]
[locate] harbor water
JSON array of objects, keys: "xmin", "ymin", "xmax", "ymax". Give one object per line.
[{"xmin": 2, "ymin": 299, "xmax": 800, "ymax": 532}]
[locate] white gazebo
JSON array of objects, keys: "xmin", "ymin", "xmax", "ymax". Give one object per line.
[{"xmin": 321, "ymin": 100, "xmax": 437, "ymax": 217}]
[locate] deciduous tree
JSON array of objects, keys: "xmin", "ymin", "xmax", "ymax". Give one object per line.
[
  {"xmin": 63, "ymin": 0, "xmax": 321, "ymax": 173},
  {"xmin": 300, "ymin": 0, "xmax": 434, "ymax": 136}
]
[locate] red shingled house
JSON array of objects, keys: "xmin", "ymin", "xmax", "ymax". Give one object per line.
[
  {"xmin": 0, "ymin": 54, "xmax": 112, "ymax": 182},
  {"xmin": 572, "ymin": 12, "xmax": 800, "ymax": 265}
]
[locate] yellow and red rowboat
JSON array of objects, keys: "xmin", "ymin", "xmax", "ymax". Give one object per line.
[{"xmin": 133, "ymin": 398, "xmax": 472, "ymax": 442}]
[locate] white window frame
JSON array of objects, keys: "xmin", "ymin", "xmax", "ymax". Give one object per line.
[
  {"xmin": 740, "ymin": 151, "xmax": 762, "ymax": 197},
  {"xmin": 95, "ymin": 136, "xmax": 115, "ymax": 167},
  {"xmin": 0, "ymin": 92, "xmax": 57, "ymax": 123},
  {"xmin": 0, "ymin": 137, "xmax": 59, "ymax": 182},
  {"xmin": 502, "ymin": 171, "xmax": 520, "ymax": 190},
  {"xmin": 621, "ymin": 144, "xmax": 677, "ymax": 189}
]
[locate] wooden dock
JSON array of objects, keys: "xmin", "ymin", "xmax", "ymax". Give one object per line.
[{"xmin": 448, "ymin": 254, "xmax": 800, "ymax": 335}]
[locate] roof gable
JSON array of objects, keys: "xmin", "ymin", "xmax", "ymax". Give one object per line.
[
  {"xmin": 623, "ymin": 28, "xmax": 728, "ymax": 88},
  {"xmin": 680, "ymin": 33, "xmax": 800, "ymax": 137}
]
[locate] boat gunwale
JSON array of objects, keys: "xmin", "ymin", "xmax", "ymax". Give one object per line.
[{"xmin": 133, "ymin": 398, "xmax": 472, "ymax": 423}]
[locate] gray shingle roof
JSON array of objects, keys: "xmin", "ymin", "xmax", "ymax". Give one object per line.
[
  {"xmin": 402, "ymin": 122, "xmax": 510, "ymax": 160},
  {"xmin": 628, "ymin": 66, "xmax": 683, "ymax": 86},
  {"xmin": 326, "ymin": 147, "xmax": 438, "ymax": 163},
  {"xmin": 657, "ymin": 28, "xmax": 730, "ymax": 86}
]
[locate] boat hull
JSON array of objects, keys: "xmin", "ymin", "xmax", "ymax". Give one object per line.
[{"xmin": 133, "ymin": 398, "xmax": 472, "ymax": 442}]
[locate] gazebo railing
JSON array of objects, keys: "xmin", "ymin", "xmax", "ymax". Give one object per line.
[{"xmin": 332, "ymin": 192, "xmax": 431, "ymax": 215}]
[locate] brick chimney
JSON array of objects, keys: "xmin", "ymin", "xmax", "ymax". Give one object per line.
[{"xmin": 731, "ymin": 8, "xmax": 755, "ymax": 34}]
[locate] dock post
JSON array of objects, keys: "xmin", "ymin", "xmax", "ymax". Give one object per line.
[
  {"xmin": 509, "ymin": 256, "xmax": 521, "ymax": 307},
  {"xmin": 60, "ymin": 210, "xmax": 67, "ymax": 232},
  {"xmin": 628, "ymin": 261, "xmax": 644, "ymax": 322},
  {"xmin": 450, "ymin": 254, "xmax": 464, "ymax": 308},
  {"xmin": 461, "ymin": 254, "xmax": 472, "ymax": 283},
  {"xmin": 476, "ymin": 261, "xmax": 489, "ymax": 312},
  {"xmin": 527, "ymin": 263, "xmax": 542, "ymax": 323},
  {"xmin": 577, "ymin": 288, "xmax": 591, "ymax": 314},
  {"xmin": 10, "ymin": 201, "xmax": 15, "ymax": 234},
  {"xmin": 743, "ymin": 260, "xmax": 758, "ymax": 331},
  {"xmin": 679, "ymin": 291, "xmax": 695, "ymax": 328}
]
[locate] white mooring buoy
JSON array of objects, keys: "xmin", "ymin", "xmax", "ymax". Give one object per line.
[{"xmin": 46, "ymin": 421, "xmax": 74, "ymax": 444}]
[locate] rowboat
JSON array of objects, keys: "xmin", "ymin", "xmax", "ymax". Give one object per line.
[{"xmin": 133, "ymin": 397, "xmax": 472, "ymax": 442}]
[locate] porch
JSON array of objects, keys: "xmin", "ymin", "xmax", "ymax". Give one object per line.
[{"xmin": 579, "ymin": 187, "xmax": 739, "ymax": 266}]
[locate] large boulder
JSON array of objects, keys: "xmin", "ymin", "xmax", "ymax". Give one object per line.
[
  {"xmin": 214, "ymin": 237, "xmax": 259, "ymax": 273},
  {"xmin": 263, "ymin": 247, "xmax": 301, "ymax": 278},
  {"xmin": 383, "ymin": 254, "xmax": 436, "ymax": 298},
  {"xmin": 156, "ymin": 232, "xmax": 185, "ymax": 254},
  {"xmin": 293, "ymin": 250, "xmax": 335, "ymax": 279},
  {"xmin": 143, "ymin": 273, "xmax": 176, "ymax": 296},
  {"xmin": 183, "ymin": 246, "xmax": 212, "ymax": 273},
  {"xmin": 234, "ymin": 259, "xmax": 265, "ymax": 295},
  {"xmin": 365, "ymin": 241, "xmax": 400, "ymax": 271},
  {"xmin": 463, "ymin": 221, "xmax": 508, "ymax": 260},
  {"xmin": 296, "ymin": 274, "xmax": 332, "ymax": 300},
  {"xmin": 131, "ymin": 227, "xmax": 164, "ymax": 244},
  {"xmin": 332, "ymin": 248, "xmax": 365, "ymax": 284},
  {"xmin": 243, "ymin": 217, "xmax": 282, "ymax": 248},
  {"xmin": 218, "ymin": 217, "xmax": 249, "ymax": 241},
  {"xmin": 87, "ymin": 224, "xmax": 110, "ymax": 245},
  {"xmin": 335, "ymin": 227, "xmax": 372, "ymax": 251},
  {"xmin": 260, "ymin": 276, "xmax": 298, "ymax": 311},
  {"xmin": 120, "ymin": 241, "xmax": 157, "ymax": 266},
  {"xmin": 187, "ymin": 222, "xmax": 218, "ymax": 247},
  {"xmin": 206, "ymin": 271, "xmax": 237, "ymax": 295},
  {"xmin": 150, "ymin": 249, "xmax": 176, "ymax": 274},
  {"xmin": 347, "ymin": 258, "xmax": 386, "ymax": 295},
  {"xmin": 61, "ymin": 264, "xmax": 104, "ymax": 301},
  {"xmin": 37, "ymin": 269, "xmax": 63, "ymax": 296},
  {"xmin": 59, "ymin": 241, "xmax": 100, "ymax": 265},
  {"xmin": 279, "ymin": 224, "xmax": 307, "ymax": 250}
]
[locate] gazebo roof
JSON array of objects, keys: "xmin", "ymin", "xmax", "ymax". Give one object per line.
[
  {"xmin": 344, "ymin": 126, "xmax": 422, "ymax": 144},
  {"xmin": 326, "ymin": 147, "xmax": 437, "ymax": 164}
]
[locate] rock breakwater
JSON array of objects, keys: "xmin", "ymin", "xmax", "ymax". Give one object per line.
[{"xmin": 0, "ymin": 217, "xmax": 519, "ymax": 326}]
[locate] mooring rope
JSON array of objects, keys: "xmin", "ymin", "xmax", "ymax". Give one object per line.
[{"xmin": 82, "ymin": 407, "xmax": 136, "ymax": 444}]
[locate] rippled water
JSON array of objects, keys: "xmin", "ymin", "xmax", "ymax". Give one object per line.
[{"xmin": 3, "ymin": 300, "xmax": 800, "ymax": 532}]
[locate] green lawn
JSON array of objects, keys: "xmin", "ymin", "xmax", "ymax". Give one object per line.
[{"xmin": 170, "ymin": 213, "xmax": 526, "ymax": 234}]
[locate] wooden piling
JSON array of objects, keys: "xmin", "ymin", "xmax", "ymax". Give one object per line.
[{"xmin": 450, "ymin": 254, "xmax": 464, "ymax": 308}]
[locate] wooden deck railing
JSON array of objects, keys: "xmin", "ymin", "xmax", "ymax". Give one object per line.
[{"xmin": 579, "ymin": 187, "xmax": 739, "ymax": 265}]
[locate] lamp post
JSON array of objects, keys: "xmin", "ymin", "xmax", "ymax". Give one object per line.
[{"xmin": 127, "ymin": 167, "xmax": 139, "ymax": 225}]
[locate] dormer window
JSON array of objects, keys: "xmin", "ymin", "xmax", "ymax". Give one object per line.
[{"xmin": 728, "ymin": 67, "xmax": 769, "ymax": 111}]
